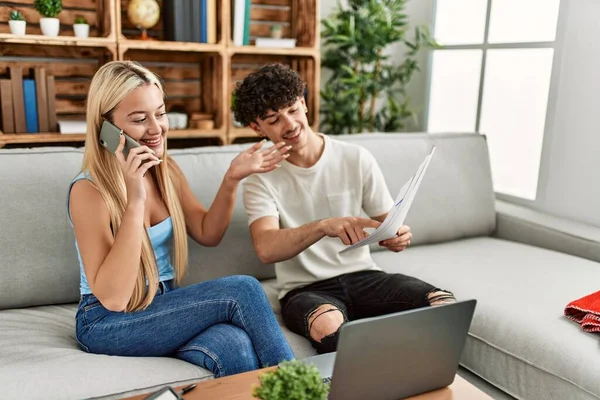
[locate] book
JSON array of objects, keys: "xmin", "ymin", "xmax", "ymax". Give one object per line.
[
  {"xmin": 57, "ymin": 119, "xmax": 86, "ymax": 134},
  {"xmin": 46, "ymin": 75, "xmax": 58, "ymax": 132},
  {"xmin": 243, "ymin": 0, "xmax": 251, "ymax": 45},
  {"xmin": 339, "ymin": 145, "xmax": 437, "ymax": 254},
  {"xmin": 255, "ymin": 38, "xmax": 296, "ymax": 48},
  {"xmin": 22, "ymin": 79, "xmax": 38, "ymax": 133},
  {"xmin": 0, "ymin": 80, "xmax": 14, "ymax": 133},
  {"xmin": 34, "ymin": 67, "xmax": 49, "ymax": 132},
  {"xmin": 233, "ymin": 0, "xmax": 246, "ymax": 46},
  {"xmin": 207, "ymin": 0, "xmax": 217, "ymax": 44},
  {"xmin": 10, "ymin": 66, "xmax": 26, "ymax": 133},
  {"xmin": 200, "ymin": 0, "xmax": 207, "ymax": 43}
]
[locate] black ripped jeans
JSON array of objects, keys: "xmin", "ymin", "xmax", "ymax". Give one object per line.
[{"xmin": 280, "ymin": 270, "xmax": 450, "ymax": 354}]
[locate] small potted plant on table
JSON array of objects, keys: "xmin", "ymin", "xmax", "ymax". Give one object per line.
[
  {"xmin": 9, "ymin": 11, "xmax": 26, "ymax": 36},
  {"xmin": 252, "ymin": 360, "xmax": 329, "ymax": 400},
  {"xmin": 34, "ymin": 0, "xmax": 62, "ymax": 37},
  {"xmin": 73, "ymin": 15, "xmax": 89, "ymax": 38}
]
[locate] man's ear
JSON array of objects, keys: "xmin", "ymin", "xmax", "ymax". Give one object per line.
[
  {"xmin": 299, "ymin": 97, "xmax": 308, "ymax": 113},
  {"xmin": 249, "ymin": 121, "xmax": 263, "ymax": 136}
]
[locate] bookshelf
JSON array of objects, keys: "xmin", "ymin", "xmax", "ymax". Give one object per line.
[{"xmin": 0, "ymin": 0, "xmax": 320, "ymax": 148}]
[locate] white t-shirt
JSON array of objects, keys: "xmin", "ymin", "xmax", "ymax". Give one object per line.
[{"xmin": 243, "ymin": 135, "xmax": 394, "ymax": 299}]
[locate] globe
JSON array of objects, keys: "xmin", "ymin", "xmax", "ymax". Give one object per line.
[{"xmin": 127, "ymin": 0, "xmax": 160, "ymax": 40}]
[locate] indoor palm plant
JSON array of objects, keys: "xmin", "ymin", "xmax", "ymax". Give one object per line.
[
  {"xmin": 320, "ymin": 0, "xmax": 437, "ymax": 135},
  {"xmin": 34, "ymin": 0, "xmax": 62, "ymax": 37}
]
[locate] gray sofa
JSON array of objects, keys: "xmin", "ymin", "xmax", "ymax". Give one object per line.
[{"xmin": 1, "ymin": 132, "xmax": 599, "ymax": 400}]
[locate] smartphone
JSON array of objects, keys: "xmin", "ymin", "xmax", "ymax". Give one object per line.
[
  {"xmin": 143, "ymin": 387, "xmax": 181, "ymax": 400},
  {"xmin": 99, "ymin": 119, "xmax": 141, "ymax": 159}
]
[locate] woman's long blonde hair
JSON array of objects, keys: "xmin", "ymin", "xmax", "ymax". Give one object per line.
[{"xmin": 83, "ymin": 60, "xmax": 188, "ymax": 312}]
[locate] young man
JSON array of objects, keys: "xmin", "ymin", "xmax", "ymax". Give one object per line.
[{"xmin": 233, "ymin": 63, "xmax": 455, "ymax": 354}]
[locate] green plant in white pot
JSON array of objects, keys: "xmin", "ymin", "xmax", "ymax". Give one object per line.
[
  {"xmin": 73, "ymin": 15, "xmax": 89, "ymax": 38},
  {"xmin": 34, "ymin": 0, "xmax": 62, "ymax": 37},
  {"xmin": 252, "ymin": 360, "xmax": 329, "ymax": 400},
  {"xmin": 9, "ymin": 11, "xmax": 26, "ymax": 36}
]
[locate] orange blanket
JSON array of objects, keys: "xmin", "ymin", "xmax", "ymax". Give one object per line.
[{"xmin": 564, "ymin": 290, "xmax": 600, "ymax": 333}]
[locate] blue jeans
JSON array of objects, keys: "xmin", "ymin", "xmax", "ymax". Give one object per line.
[{"xmin": 76, "ymin": 275, "xmax": 295, "ymax": 377}]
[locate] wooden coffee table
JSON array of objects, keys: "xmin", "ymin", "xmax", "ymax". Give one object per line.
[{"xmin": 126, "ymin": 368, "xmax": 492, "ymax": 400}]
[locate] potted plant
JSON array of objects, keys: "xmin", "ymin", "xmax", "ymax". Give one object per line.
[
  {"xmin": 9, "ymin": 11, "xmax": 26, "ymax": 36},
  {"xmin": 34, "ymin": 0, "xmax": 62, "ymax": 37},
  {"xmin": 73, "ymin": 15, "xmax": 89, "ymax": 38},
  {"xmin": 320, "ymin": 0, "xmax": 438, "ymax": 134},
  {"xmin": 270, "ymin": 24, "xmax": 283, "ymax": 39},
  {"xmin": 252, "ymin": 360, "xmax": 329, "ymax": 400}
]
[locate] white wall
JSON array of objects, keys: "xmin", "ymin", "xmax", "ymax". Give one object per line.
[
  {"xmin": 319, "ymin": 0, "xmax": 435, "ymax": 130},
  {"xmin": 319, "ymin": 1, "xmax": 600, "ymax": 227},
  {"xmin": 535, "ymin": 0, "xmax": 600, "ymax": 226}
]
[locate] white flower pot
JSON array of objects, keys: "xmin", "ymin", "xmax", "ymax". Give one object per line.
[
  {"xmin": 9, "ymin": 20, "xmax": 26, "ymax": 36},
  {"xmin": 40, "ymin": 17, "xmax": 60, "ymax": 37},
  {"xmin": 73, "ymin": 24, "xmax": 89, "ymax": 38}
]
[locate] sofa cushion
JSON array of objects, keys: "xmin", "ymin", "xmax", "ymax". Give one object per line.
[
  {"xmin": 372, "ymin": 237, "xmax": 600, "ymax": 400},
  {"xmin": 0, "ymin": 285, "xmax": 314, "ymax": 400},
  {"xmin": 0, "ymin": 145, "xmax": 272, "ymax": 310},
  {"xmin": 335, "ymin": 133, "xmax": 496, "ymax": 248},
  {"xmin": 0, "ymin": 304, "xmax": 211, "ymax": 400},
  {"xmin": 0, "ymin": 147, "xmax": 84, "ymax": 310}
]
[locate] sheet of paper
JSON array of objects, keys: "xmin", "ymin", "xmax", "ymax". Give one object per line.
[{"xmin": 339, "ymin": 146, "xmax": 436, "ymax": 254}]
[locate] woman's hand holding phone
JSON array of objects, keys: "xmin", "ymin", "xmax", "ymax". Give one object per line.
[{"xmin": 115, "ymin": 133, "xmax": 162, "ymax": 205}]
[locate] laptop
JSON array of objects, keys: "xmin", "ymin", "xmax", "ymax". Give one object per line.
[{"xmin": 301, "ymin": 299, "xmax": 477, "ymax": 400}]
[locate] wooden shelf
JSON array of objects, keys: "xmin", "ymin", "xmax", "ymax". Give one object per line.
[
  {"xmin": 118, "ymin": 39, "xmax": 225, "ymax": 53},
  {"xmin": 0, "ymin": 133, "xmax": 86, "ymax": 145},
  {"xmin": 0, "ymin": 33, "xmax": 114, "ymax": 48},
  {"xmin": 168, "ymin": 129, "xmax": 225, "ymax": 139},
  {"xmin": 228, "ymin": 127, "xmax": 258, "ymax": 143},
  {"xmin": 0, "ymin": 0, "xmax": 321, "ymax": 149},
  {"xmin": 0, "ymin": 130, "xmax": 225, "ymax": 147},
  {"xmin": 229, "ymin": 46, "xmax": 319, "ymax": 57}
]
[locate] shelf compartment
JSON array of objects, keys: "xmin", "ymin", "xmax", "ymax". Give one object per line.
[
  {"xmin": 0, "ymin": 44, "xmax": 117, "ymax": 136},
  {"xmin": 230, "ymin": 0, "xmax": 318, "ymax": 48},
  {"xmin": 118, "ymin": 0, "xmax": 225, "ymax": 46},
  {"xmin": 228, "ymin": 53, "xmax": 320, "ymax": 143},
  {"xmin": 120, "ymin": 48, "xmax": 227, "ymax": 143},
  {"xmin": 0, "ymin": 0, "xmax": 116, "ymax": 39}
]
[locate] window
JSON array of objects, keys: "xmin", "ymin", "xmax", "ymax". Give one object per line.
[{"xmin": 426, "ymin": 0, "xmax": 561, "ymax": 200}]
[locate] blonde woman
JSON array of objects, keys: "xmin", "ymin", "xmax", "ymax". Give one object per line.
[{"xmin": 67, "ymin": 61, "xmax": 294, "ymax": 377}]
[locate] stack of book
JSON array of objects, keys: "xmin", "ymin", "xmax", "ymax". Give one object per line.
[
  {"xmin": 163, "ymin": 0, "xmax": 217, "ymax": 44},
  {"xmin": 0, "ymin": 67, "xmax": 57, "ymax": 134},
  {"xmin": 232, "ymin": 0, "xmax": 251, "ymax": 46}
]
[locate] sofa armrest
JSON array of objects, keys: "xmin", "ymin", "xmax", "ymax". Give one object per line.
[{"xmin": 494, "ymin": 200, "xmax": 600, "ymax": 263}]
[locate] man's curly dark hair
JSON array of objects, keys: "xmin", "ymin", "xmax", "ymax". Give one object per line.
[{"xmin": 231, "ymin": 63, "xmax": 307, "ymax": 127}]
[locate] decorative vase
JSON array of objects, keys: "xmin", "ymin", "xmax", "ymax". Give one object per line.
[
  {"xmin": 9, "ymin": 20, "xmax": 26, "ymax": 36},
  {"xmin": 73, "ymin": 23, "xmax": 89, "ymax": 38},
  {"xmin": 40, "ymin": 17, "xmax": 60, "ymax": 36}
]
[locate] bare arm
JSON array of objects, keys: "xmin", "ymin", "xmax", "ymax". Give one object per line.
[
  {"xmin": 69, "ymin": 180, "xmax": 146, "ymax": 312},
  {"xmin": 249, "ymin": 216, "xmax": 382, "ymax": 264},
  {"xmin": 249, "ymin": 216, "xmax": 325, "ymax": 264},
  {"xmin": 173, "ymin": 160, "xmax": 240, "ymax": 247},
  {"xmin": 174, "ymin": 141, "xmax": 290, "ymax": 247},
  {"xmin": 70, "ymin": 137, "xmax": 160, "ymax": 312}
]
